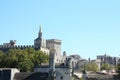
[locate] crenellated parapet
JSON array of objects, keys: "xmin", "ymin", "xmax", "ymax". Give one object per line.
[{"xmin": 0, "ymin": 45, "xmax": 34, "ymax": 52}]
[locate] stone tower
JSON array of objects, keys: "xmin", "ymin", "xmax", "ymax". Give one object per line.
[
  {"xmin": 49, "ymin": 49, "xmax": 56, "ymax": 80},
  {"xmin": 34, "ymin": 26, "xmax": 42, "ymax": 50},
  {"xmin": 46, "ymin": 39, "xmax": 61, "ymax": 63}
]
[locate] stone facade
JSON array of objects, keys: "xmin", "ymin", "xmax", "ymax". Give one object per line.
[
  {"xmin": 97, "ymin": 54, "xmax": 120, "ymax": 66},
  {"xmin": 46, "ymin": 39, "xmax": 62, "ymax": 63},
  {"xmin": 34, "ymin": 49, "xmax": 73, "ymax": 80},
  {"xmin": 76, "ymin": 59, "xmax": 87, "ymax": 72},
  {"xmin": 34, "ymin": 66, "xmax": 72, "ymax": 80},
  {"xmin": 68, "ymin": 54, "xmax": 81, "ymax": 69},
  {"xmin": 66, "ymin": 54, "xmax": 88, "ymax": 73}
]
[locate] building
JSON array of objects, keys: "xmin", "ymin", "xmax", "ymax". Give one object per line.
[
  {"xmin": 46, "ymin": 39, "xmax": 62, "ymax": 63},
  {"xmin": 0, "ymin": 26, "xmax": 66, "ymax": 63},
  {"xmin": 34, "ymin": 49, "xmax": 73, "ymax": 80},
  {"xmin": 67, "ymin": 54, "xmax": 81, "ymax": 70},
  {"xmin": 76, "ymin": 59, "xmax": 88, "ymax": 72},
  {"xmin": 0, "ymin": 68, "xmax": 19, "ymax": 80},
  {"xmin": 97, "ymin": 54, "xmax": 120, "ymax": 66},
  {"xmin": 66, "ymin": 54, "xmax": 89, "ymax": 73}
]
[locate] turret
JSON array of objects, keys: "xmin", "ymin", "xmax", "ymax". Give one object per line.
[
  {"xmin": 63, "ymin": 51, "xmax": 66, "ymax": 57},
  {"xmin": 49, "ymin": 49, "xmax": 55, "ymax": 68},
  {"xmin": 49, "ymin": 49, "xmax": 56, "ymax": 80}
]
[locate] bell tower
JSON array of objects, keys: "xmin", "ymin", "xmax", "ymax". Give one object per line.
[{"xmin": 34, "ymin": 25, "xmax": 42, "ymax": 50}]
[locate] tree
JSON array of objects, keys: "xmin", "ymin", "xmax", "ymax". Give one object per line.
[
  {"xmin": 101, "ymin": 63, "xmax": 113, "ymax": 70},
  {"xmin": 85, "ymin": 62, "xmax": 99, "ymax": 72},
  {"xmin": 0, "ymin": 50, "xmax": 4, "ymax": 62},
  {"xmin": 0, "ymin": 48, "xmax": 49, "ymax": 72},
  {"xmin": 33, "ymin": 51, "xmax": 49, "ymax": 66},
  {"xmin": 18, "ymin": 60, "xmax": 34, "ymax": 72},
  {"xmin": 79, "ymin": 78, "xmax": 83, "ymax": 80},
  {"xmin": 0, "ymin": 50, "xmax": 6, "ymax": 67}
]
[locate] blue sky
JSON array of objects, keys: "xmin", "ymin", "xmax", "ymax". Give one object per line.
[{"xmin": 0, "ymin": 0, "xmax": 120, "ymax": 59}]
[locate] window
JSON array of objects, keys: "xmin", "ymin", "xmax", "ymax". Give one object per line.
[{"xmin": 60, "ymin": 76, "xmax": 63, "ymax": 80}]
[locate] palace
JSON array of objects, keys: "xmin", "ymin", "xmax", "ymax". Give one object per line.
[{"xmin": 0, "ymin": 26, "xmax": 66, "ymax": 63}]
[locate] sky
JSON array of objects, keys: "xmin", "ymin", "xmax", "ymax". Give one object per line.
[{"xmin": 0, "ymin": 0, "xmax": 120, "ymax": 59}]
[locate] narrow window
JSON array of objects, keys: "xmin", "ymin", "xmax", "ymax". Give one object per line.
[{"xmin": 60, "ymin": 76, "xmax": 63, "ymax": 80}]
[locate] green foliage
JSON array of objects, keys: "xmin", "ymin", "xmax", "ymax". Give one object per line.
[
  {"xmin": 101, "ymin": 63, "xmax": 113, "ymax": 70},
  {"xmin": 0, "ymin": 48, "xmax": 49, "ymax": 72},
  {"xmin": 85, "ymin": 62, "xmax": 99, "ymax": 72},
  {"xmin": 0, "ymin": 50, "xmax": 7, "ymax": 67},
  {"xmin": 79, "ymin": 78, "xmax": 83, "ymax": 80},
  {"xmin": 0, "ymin": 50, "xmax": 4, "ymax": 62},
  {"xmin": 33, "ymin": 51, "xmax": 49, "ymax": 66},
  {"xmin": 18, "ymin": 60, "xmax": 34, "ymax": 72}
]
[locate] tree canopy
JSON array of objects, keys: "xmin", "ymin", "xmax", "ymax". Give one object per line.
[
  {"xmin": 101, "ymin": 63, "xmax": 114, "ymax": 70},
  {"xmin": 85, "ymin": 62, "xmax": 99, "ymax": 72},
  {"xmin": 0, "ymin": 48, "xmax": 49, "ymax": 72}
]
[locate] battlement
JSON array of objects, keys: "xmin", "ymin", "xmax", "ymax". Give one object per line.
[
  {"xmin": 0, "ymin": 40, "xmax": 35, "ymax": 52},
  {"xmin": 0, "ymin": 45, "xmax": 34, "ymax": 48},
  {"xmin": 0, "ymin": 45, "xmax": 34, "ymax": 52},
  {"xmin": 46, "ymin": 39, "xmax": 61, "ymax": 44}
]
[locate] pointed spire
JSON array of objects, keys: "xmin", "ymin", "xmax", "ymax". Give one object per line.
[
  {"xmin": 38, "ymin": 25, "xmax": 42, "ymax": 38},
  {"xmin": 39, "ymin": 25, "xmax": 42, "ymax": 33}
]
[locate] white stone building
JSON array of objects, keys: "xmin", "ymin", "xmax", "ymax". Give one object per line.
[{"xmin": 34, "ymin": 26, "xmax": 66, "ymax": 63}]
